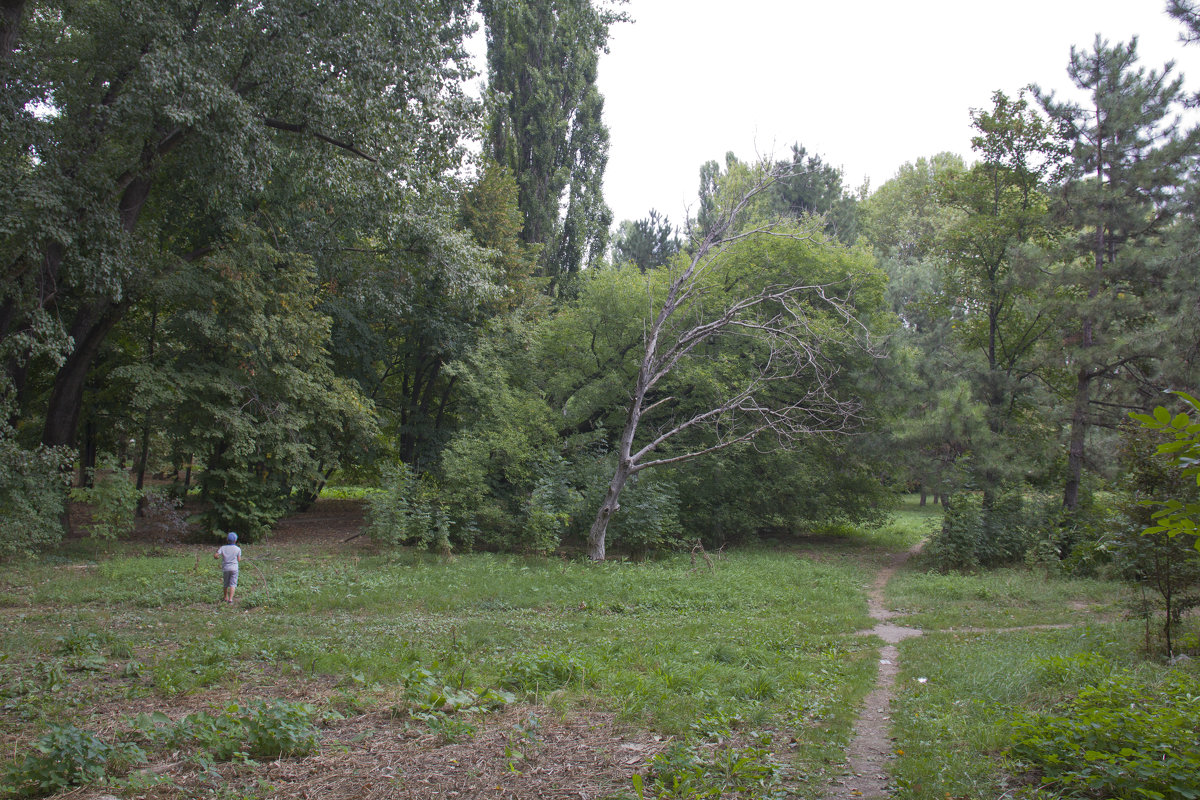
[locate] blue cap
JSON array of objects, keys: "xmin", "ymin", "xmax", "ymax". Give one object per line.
[{"xmin": 226, "ymin": 532, "xmax": 237, "ymax": 543}]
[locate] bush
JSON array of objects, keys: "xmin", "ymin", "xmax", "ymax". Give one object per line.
[
  {"xmin": 70, "ymin": 456, "xmax": 142, "ymax": 539},
  {"xmin": 198, "ymin": 465, "xmax": 289, "ymax": 543},
  {"xmin": 140, "ymin": 488, "xmax": 190, "ymax": 538},
  {"xmin": 366, "ymin": 463, "xmax": 451, "ymax": 553},
  {"xmin": 0, "ymin": 432, "xmax": 71, "ymax": 558},
  {"xmin": 607, "ymin": 470, "xmax": 683, "ymax": 559},
  {"xmin": 924, "ymin": 487, "xmax": 1034, "ymax": 571},
  {"xmin": 1009, "ymin": 671, "xmax": 1200, "ymax": 799},
  {"xmin": 4, "ymin": 724, "xmax": 145, "ymax": 795}
]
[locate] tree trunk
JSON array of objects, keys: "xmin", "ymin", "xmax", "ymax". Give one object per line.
[
  {"xmin": 587, "ymin": 461, "xmax": 632, "ymax": 561},
  {"xmin": 1062, "ymin": 368, "xmax": 1091, "ymax": 511},
  {"xmin": 42, "ymin": 300, "xmax": 127, "ymax": 448},
  {"xmin": 78, "ymin": 418, "xmax": 97, "ymax": 487},
  {"xmin": 0, "ymin": 0, "xmax": 25, "ymax": 58}
]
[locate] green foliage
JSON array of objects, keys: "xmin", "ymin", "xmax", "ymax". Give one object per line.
[
  {"xmin": 1129, "ymin": 392, "xmax": 1200, "ymax": 548},
  {"xmin": 1108, "ymin": 421, "xmax": 1200, "ymax": 654},
  {"xmin": 612, "ymin": 210, "xmax": 679, "ymax": 272},
  {"xmin": 242, "ymin": 701, "xmax": 322, "ymax": 760},
  {"xmin": 481, "ymin": 0, "xmax": 620, "ymax": 279},
  {"xmin": 142, "ymin": 228, "xmax": 378, "ymax": 541},
  {"xmin": 0, "ymin": 432, "xmax": 70, "ymax": 557},
  {"xmin": 675, "ymin": 444, "xmax": 890, "ymax": 546},
  {"xmin": 524, "ymin": 455, "xmax": 582, "ymax": 554},
  {"xmin": 131, "ymin": 700, "xmax": 320, "ymax": 762},
  {"xmin": 606, "ymin": 470, "xmax": 683, "ymax": 557},
  {"xmin": 924, "ymin": 488, "xmax": 1034, "ymax": 571},
  {"xmin": 626, "ymin": 741, "xmax": 786, "ymax": 800},
  {"xmin": 4, "ymin": 724, "xmax": 145, "ymax": 796},
  {"xmin": 412, "ymin": 711, "xmax": 478, "ymax": 744},
  {"xmin": 1009, "ymin": 671, "xmax": 1200, "ymax": 799},
  {"xmin": 70, "ymin": 457, "xmax": 141, "ymax": 539},
  {"xmin": 366, "ymin": 463, "xmax": 450, "ymax": 553},
  {"xmin": 501, "ymin": 651, "xmax": 588, "ymax": 693}
]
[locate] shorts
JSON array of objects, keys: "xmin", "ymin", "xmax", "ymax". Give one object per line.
[{"xmin": 223, "ymin": 569, "xmax": 239, "ymax": 589}]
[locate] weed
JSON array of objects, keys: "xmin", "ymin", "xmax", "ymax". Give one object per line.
[
  {"xmin": 1009, "ymin": 670, "xmax": 1200, "ymax": 799},
  {"xmin": 413, "ymin": 711, "xmax": 477, "ymax": 744},
  {"xmin": 129, "ymin": 700, "xmax": 321, "ymax": 761},
  {"xmin": 501, "ymin": 651, "xmax": 588, "ymax": 694},
  {"xmin": 626, "ymin": 741, "xmax": 787, "ymax": 799},
  {"xmin": 4, "ymin": 724, "xmax": 145, "ymax": 795},
  {"xmin": 503, "ymin": 714, "xmax": 542, "ymax": 772}
]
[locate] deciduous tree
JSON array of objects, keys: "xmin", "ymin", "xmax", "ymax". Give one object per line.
[
  {"xmin": 480, "ymin": 0, "xmax": 622, "ymax": 286},
  {"xmin": 586, "ymin": 162, "xmax": 884, "ymax": 560}
]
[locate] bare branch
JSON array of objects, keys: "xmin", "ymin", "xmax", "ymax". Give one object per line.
[{"xmin": 263, "ymin": 118, "xmax": 377, "ymax": 162}]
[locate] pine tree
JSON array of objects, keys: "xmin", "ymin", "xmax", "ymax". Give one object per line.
[{"xmin": 1038, "ymin": 37, "xmax": 1200, "ymax": 510}]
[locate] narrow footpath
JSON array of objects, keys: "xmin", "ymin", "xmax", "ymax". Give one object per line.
[{"xmin": 823, "ymin": 543, "xmax": 924, "ymax": 800}]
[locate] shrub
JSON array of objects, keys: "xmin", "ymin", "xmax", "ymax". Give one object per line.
[
  {"xmin": 70, "ymin": 456, "xmax": 142, "ymax": 539},
  {"xmin": 924, "ymin": 487, "xmax": 1033, "ymax": 571},
  {"xmin": 198, "ymin": 465, "xmax": 289, "ymax": 542},
  {"xmin": 522, "ymin": 454, "xmax": 582, "ymax": 554},
  {"xmin": 607, "ymin": 470, "xmax": 683, "ymax": 559},
  {"xmin": 366, "ymin": 463, "xmax": 450, "ymax": 553},
  {"xmin": 0, "ymin": 432, "xmax": 71, "ymax": 558},
  {"xmin": 140, "ymin": 488, "xmax": 190, "ymax": 538},
  {"xmin": 1009, "ymin": 671, "xmax": 1200, "ymax": 799}
]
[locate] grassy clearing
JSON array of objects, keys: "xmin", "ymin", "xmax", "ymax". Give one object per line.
[
  {"xmin": 3, "ymin": 496, "xmax": 1193, "ymax": 800},
  {"xmin": 0, "ymin": 540, "xmax": 884, "ymax": 799}
]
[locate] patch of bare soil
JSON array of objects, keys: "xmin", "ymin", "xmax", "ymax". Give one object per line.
[
  {"xmin": 64, "ymin": 706, "xmax": 664, "ymax": 800},
  {"xmin": 269, "ymin": 499, "xmax": 367, "ymax": 545}
]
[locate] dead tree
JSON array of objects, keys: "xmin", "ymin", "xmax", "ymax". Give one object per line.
[{"xmin": 586, "ymin": 164, "xmax": 880, "ymax": 560}]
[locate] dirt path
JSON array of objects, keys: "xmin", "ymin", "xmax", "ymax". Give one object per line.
[{"xmin": 823, "ymin": 544, "xmax": 924, "ymax": 800}]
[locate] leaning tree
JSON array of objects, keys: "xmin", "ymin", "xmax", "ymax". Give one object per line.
[{"xmin": 586, "ymin": 162, "xmax": 885, "ymax": 560}]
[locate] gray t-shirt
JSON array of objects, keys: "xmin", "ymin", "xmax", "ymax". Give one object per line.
[{"xmin": 217, "ymin": 544, "xmax": 241, "ymax": 571}]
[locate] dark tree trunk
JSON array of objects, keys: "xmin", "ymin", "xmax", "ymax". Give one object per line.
[
  {"xmin": 0, "ymin": 0, "xmax": 25, "ymax": 58},
  {"xmin": 1062, "ymin": 369, "xmax": 1091, "ymax": 511},
  {"xmin": 134, "ymin": 306, "xmax": 157, "ymax": 514},
  {"xmin": 78, "ymin": 418, "xmax": 97, "ymax": 487},
  {"xmin": 42, "ymin": 300, "xmax": 127, "ymax": 448}
]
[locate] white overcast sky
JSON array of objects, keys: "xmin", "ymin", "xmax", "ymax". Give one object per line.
[{"xmin": 592, "ymin": 0, "xmax": 1200, "ymax": 227}]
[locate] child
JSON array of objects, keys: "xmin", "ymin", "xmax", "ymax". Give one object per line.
[{"xmin": 214, "ymin": 532, "xmax": 242, "ymax": 604}]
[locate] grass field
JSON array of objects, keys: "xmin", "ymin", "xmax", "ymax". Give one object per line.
[{"xmin": 0, "ymin": 497, "xmax": 1197, "ymax": 799}]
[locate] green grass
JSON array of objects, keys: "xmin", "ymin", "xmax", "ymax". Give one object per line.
[
  {"xmin": 889, "ymin": 624, "xmax": 1200, "ymax": 799},
  {"xmin": 0, "ymin": 540, "xmax": 886, "ymax": 797},
  {"xmin": 884, "ymin": 567, "xmax": 1128, "ymax": 629},
  {"xmin": 3, "ymin": 497, "xmax": 1194, "ymax": 800}
]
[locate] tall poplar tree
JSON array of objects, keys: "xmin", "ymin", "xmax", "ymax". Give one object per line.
[
  {"xmin": 1038, "ymin": 37, "xmax": 1200, "ymax": 510},
  {"xmin": 480, "ymin": 0, "xmax": 621, "ymax": 287}
]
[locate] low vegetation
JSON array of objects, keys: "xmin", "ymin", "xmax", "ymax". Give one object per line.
[{"xmin": 1, "ymin": 499, "xmax": 1197, "ymax": 799}]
